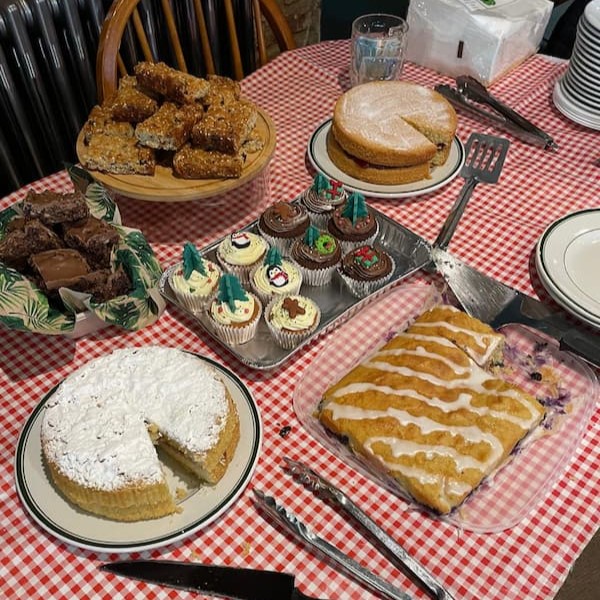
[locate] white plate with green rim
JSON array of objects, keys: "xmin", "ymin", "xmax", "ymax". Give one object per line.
[{"xmin": 14, "ymin": 352, "xmax": 262, "ymax": 553}]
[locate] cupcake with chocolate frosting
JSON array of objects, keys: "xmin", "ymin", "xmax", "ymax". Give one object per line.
[
  {"xmin": 327, "ymin": 191, "xmax": 378, "ymax": 253},
  {"xmin": 302, "ymin": 173, "xmax": 348, "ymax": 228},
  {"xmin": 290, "ymin": 225, "xmax": 341, "ymax": 286},
  {"xmin": 169, "ymin": 241, "xmax": 221, "ymax": 312},
  {"xmin": 250, "ymin": 246, "xmax": 303, "ymax": 304},
  {"xmin": 339, "ymin": 244, "xmax": 395, "ymax": 298},
  {"xmin": 257, "ymin": 201, "xmax": 310, "ymax": 253}
]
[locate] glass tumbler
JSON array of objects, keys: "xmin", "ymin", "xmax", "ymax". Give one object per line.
[{"xmin": 350, "ymin": 13, "xmax": 409, "ymax": 87}]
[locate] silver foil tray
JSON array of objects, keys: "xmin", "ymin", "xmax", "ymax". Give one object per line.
[{"xmin": 159, "ymin": 203, "xmax": 431, "ymax": 369}]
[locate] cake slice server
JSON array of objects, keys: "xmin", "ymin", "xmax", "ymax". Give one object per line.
[
  {"xmin": 430, "ymin": 247, "xmax": 600, "ymax": 368},
  {"xmin": 434, "ymin": 132, "xmax": 510, "ymax": 252},
  {"xmin": 253, "ymin": 489, "xmax": 414, "ymax": 600},
  {"xmin": 283, "ymin": 458, "xmax": 455, "ymax": 600}
]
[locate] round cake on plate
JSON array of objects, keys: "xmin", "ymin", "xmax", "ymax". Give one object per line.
[
  {"xmin": 41, "ymin": 346, "xmax": 240, "ymax": 522},
  {"xmin": 330, "ymin": 81, "xmax": 457, "ymax": 184}
]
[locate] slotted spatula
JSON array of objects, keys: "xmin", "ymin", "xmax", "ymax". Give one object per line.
[{"xmin": 435, "ymin": 132, "xmax": 510, "ymax": 250}]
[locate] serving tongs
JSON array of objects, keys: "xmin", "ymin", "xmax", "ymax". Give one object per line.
[
  {"xmin": 434, "ymin": 75, "xmax": 558, "ymax": 151},
  {"xmin": 256, "ymin": 458, "xmax": 455, "ymax": 600}
]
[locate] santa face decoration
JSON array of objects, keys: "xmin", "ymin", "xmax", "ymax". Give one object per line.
[{"xmin": 231, "ymin": 231, "xmax": 252, "ymax": 249}]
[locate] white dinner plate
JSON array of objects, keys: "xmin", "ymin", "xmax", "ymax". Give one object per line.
[
  {"xmin": 535, "ymin": 263, "xmax": 600, "ymax": 330},
  {"xmin": 307, "ymin": 119, "xmax": 465, "ymax": 199},
  {"xmin": 553, "ymin": 79, "xmax": 600, "ymax": 130},
  {"xmin": 14, "ymin": 354, "xmax": 262, "ymax": 553},
  {"xmin": 535, "ymin": 208, "xmax": 600, "ymax": 326}
]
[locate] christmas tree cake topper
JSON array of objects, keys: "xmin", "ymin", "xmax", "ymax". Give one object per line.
[
  {"xmin": 313, "ymin": 173, "xmax": 330, "ymax": 194},
  {"xmin": 342, "ymin": 191, "xmax": 369, "ymax": 225},
  {"xmin": 182, "ymin": 242, "xmax": 206, "ymax": 279},
  {"xmin": 264, "ymin": 246, "xmax": 283, "ymax": 267},
  {"xmin": 304, "ymin": 224, "xmax": 321, "ymax": 246},
  {"xmin": 218, "ymin": 273, "xmax": 248, "ymax": 312}
]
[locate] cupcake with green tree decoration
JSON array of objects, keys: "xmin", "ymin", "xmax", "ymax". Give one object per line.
[
  {"xmin": 209, "ymin": 273, "xmax": 262, "ymax": 345},
  {"xmin": 169, "ymin": 241, "xmax": 222, "ymax": 312},
  {"xmin": 250, "ymin": 246, "xmax": 303, "ymax": 304},
  {"xmin": 290, "ymin": 224, "xmax": 341, "ymax": 286},
  {"xmin": 327, "ymin": 190, "xmax": 378, "ymax": 253},
  {"xmin": 302, "ymin": 173, "xmax": 348, "ymax": 228}
]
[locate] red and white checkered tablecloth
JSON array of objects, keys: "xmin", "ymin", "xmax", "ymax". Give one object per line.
[{"xmin": 1, "ymin": 41, "xmax": 599, "ymax": 600}]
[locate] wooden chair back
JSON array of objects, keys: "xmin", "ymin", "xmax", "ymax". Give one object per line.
[{"xmin": 96, "ymin": 0, "xmax": 296, "ymax": 103}]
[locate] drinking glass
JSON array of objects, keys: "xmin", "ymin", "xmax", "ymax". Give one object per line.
[{"xmin": 350, "ymin": 13, "xmax": 409, "ymax": 87}]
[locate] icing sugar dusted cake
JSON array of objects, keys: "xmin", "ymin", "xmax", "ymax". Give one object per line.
[
  {"xmin": 41, "ymin": 346, "xmax": 240, "ymax": 521},
  {"xmin": 330, "ymin": 81, "xmax": 457, "ymax": 184},
  {"xmin": 317, "ymin": 305, "xmax": 545, "ymax": 515}
]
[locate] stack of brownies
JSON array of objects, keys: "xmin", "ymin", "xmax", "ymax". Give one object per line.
[
  {"xmin": 79, "ymin": 62, "xmax": 263, "ymax": 179},
  {"xmin": 0, "ymin": 190, "xmax": 130, "ymax": 304}
]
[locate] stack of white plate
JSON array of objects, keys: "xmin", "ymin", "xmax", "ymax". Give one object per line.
[
  {"xmin": 553, "ymin": 0, "xmax": 600, "ymax": 130},
  {"xmin": 535, "ymin": 208, "xmax": 600, "ymax": 329}
]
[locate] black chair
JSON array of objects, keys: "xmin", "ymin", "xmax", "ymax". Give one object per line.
[{"xmin": 0, "ymin": 0, "xmax": 105, "ymax": 196}]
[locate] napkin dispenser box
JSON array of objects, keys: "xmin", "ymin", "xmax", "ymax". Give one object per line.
[{"xmin": 406, "ymin": 0, "xmax": 553, "ymax": 85}]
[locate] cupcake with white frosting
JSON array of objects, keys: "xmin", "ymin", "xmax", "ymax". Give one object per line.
[
  {"xmin": 169, "ymin": 242, "xmax": 222, "ymax": 312},
  {"xmin": 250, "ymin": 246, "xmax": 303, "ymax": 305},
  {"xmin": 216, "ymin": 230, "xmax": 269, "ymax": 284},
  {"xmin": 209, "ymin": 273, "xmax": 262, "ymax": 345},
  {"xmin": 266, "ymin": 294, "xmax": 321, "ymax": 349}
]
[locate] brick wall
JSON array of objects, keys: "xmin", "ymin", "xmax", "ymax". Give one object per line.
[{"xmin": 266, "ymin": 0, "xmax": 321, "ymax": 55}]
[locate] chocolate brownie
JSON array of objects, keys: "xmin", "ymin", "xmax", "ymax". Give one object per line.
[
  {"xmin": 22, "ymin": 190, "xmax": 89, "ymax": 225},
  {"xmin": 29, "ymin": 248, "xmax": 91, "ymax": 291},
  {"xmin": 62, "ymin": 216, "xmax": 120, "ymax": 268},
  {"xmin": 0, "ymin": 219, "xmax": 63, "ymax": 271}
]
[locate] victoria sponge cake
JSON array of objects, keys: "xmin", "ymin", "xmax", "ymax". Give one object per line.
[
  {"xmin": 330, "ymin": 81, "xmax": 457, "ymax": 184},
  {"xmin": 41, "ymin": 346, "xmax": 240, "ymax": 521},
  {"xmin": 317, "ymin": 305, "xmax": 544, "ymax": 515}
]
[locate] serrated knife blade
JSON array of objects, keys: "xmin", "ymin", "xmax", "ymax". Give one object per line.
[{"xmin": 431, "ymin": 246, "xmax": 600, "ymax": 368}]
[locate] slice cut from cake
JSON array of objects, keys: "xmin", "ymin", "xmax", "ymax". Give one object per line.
[
  {"xmin": 41, "ymin": 347, "xmax": 240, "ymax": 521},
  {"xmin": 317, "ymin": 305, "xmax": 544, "ymax": 515}
]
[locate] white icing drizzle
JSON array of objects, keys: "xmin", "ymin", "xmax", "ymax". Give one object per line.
[
  {"xmin": 409, "ymin": 320, "xmax": 501, "ymax": 365},
  {"xmin": 326, "ymin": 402, "xmax": 505, "ymax": 464},
  {"xmin": 330, "ymin": 383, "xmax": 536, "ymax": 428},
  {"xmin": 366, "ymin": 436, "xmax": 487, "ymax": 471},
  {"xmin": 41, "ymin": 347, "xmax": 229, "ymax": 490},
  {"xmin": 323, "ymin": 321, "xmax": 543, "ymax": 506}
]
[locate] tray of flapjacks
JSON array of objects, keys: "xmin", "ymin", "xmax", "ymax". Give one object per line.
[
  {"xmin": 293, "ymin": 284, "xmax": 598, "ymax": 533},
  {"xmin": 76, "ymin": 62, "xmax": 276, "ymax": 202}
]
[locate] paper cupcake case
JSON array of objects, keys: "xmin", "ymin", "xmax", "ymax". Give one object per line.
[
  {"xmin": 338, "ymin": 253, "xmax": 396, "ymax": 298},
  {"xmin": 249, "ymin": 260, "xmax": 303, "ymax": 305},
  {"xmin": 335, "ymin": 221, "xmax": 380, "ymax": 255},
  {"xmin": 168, "ymin": 262, "xmax": 221, "ymax": 313},
  {"xmin": 0, "ymin": 166, "xmax": 166, "ymax": 336},
  {"xmin": 256, "ymin": 222, "xmax": 301, "ymax": 255},
  {"xmin": 208, "ymin": 293, "xmax": 263, "ymax": 345},
  {"xmin": 265, "ymin": 296, "xmax": 321, "ymax": 349}
]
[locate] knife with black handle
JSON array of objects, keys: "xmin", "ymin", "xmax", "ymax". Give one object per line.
[{"xmin": 100, "ymin": 560, "xmax": 329, "ymax": 600}]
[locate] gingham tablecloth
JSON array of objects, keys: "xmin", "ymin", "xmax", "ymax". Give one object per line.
[{"xmin": 2, "ymin": 41, "xmax": 599, "ymax": 600}]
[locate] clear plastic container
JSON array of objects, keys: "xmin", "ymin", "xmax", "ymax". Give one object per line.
[{"xmin": 293, "ymin": 284, "xmax": 599, "ymax": 533}]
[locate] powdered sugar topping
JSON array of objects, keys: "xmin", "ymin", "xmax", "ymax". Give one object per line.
[{"xmin": 41, "ymin": 347, "xmax": 229, "ymax": 490}]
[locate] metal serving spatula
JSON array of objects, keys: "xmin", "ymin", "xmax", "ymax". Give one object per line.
[
  {"xmin": 435, "ymin": 132, "xmax": 510, "ymax": 250},
  {"xmin": 431, "ymin": 247, "xmax": 600, "ymax": 367}
]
